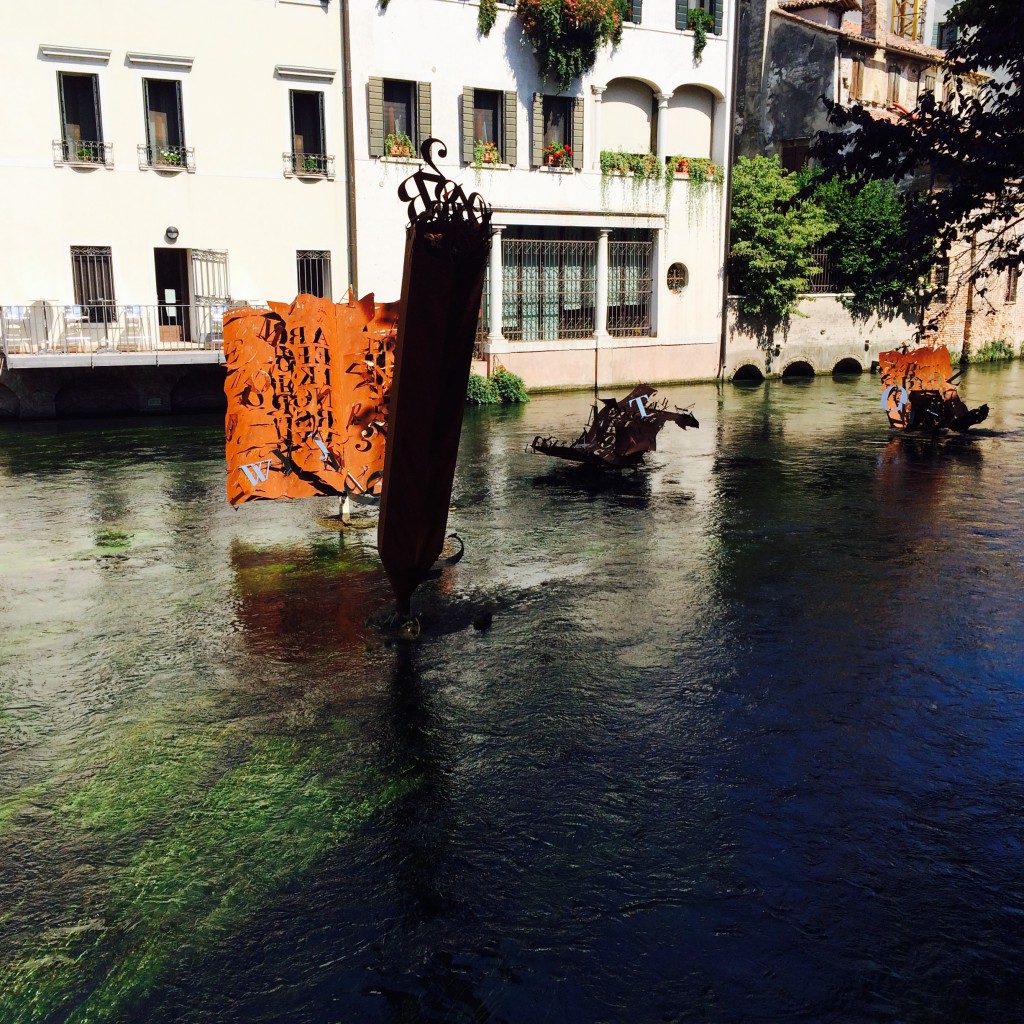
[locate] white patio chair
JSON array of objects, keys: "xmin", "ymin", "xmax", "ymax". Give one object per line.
[
  {"xmin": 120, "ymin": 305, "xmax": 148, "ymax": 351},
  {"xmin": 63, "ymin": 305, "xmax": 92, "ymax": 352},
  {"xmin": 2, "ymin": 306, "xmax": 33, "ymax": 353}
]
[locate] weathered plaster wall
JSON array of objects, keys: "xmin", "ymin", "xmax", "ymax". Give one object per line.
[
  {"xmin": 761, "ymin": 20, "xmax": 837, "ymax": 157},
  {"xmin": 724, "ymin": 295, "xmax": 920, "ymax": 378}
]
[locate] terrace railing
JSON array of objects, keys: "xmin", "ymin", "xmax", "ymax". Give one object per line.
[{"xmin": 0, "ymin": 302, "xmax": 265, "ymax": 357}]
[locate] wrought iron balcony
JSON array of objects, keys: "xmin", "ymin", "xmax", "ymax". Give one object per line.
[
  {"xmin": 138, "ymin": 144, "xmax": 196, "ymax": 173},
  {"xmin": 53, "ymin": 139, "xmax": 114, "ymax": 168},
  {"xmin": 283, "ymin": 152, "xmax": 335, "ymax": 179}
]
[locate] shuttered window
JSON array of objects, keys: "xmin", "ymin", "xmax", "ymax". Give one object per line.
[
  {"xmin": 624, "ymin": 1, "xmax": 642, "ymax": 24},
  {"xmin": 368, "ymin": 77, "xmax": 432, "ymax": 157},
  {"xmin": 680, "ymin": 0, "xmax": 723, "ymax": 33},
  {"xmin": 532, "ymin": 94, "xmax": 584, "ymax": 169},
  {"xmin": 462, "ymin": 88, "xmax": 518, "ymax": 165}
]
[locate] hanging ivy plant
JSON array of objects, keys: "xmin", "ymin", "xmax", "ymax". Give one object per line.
[
  {"xmin": 479, "ymin": 0, "xmax": 498, "ymax": 36},
  {"xmin": 688, "ymin": 8, "xmax": 715, "ymax": 65},
  {"xmin": 516, "ymin": 0, "xmax": 629, "ymax": 91}
]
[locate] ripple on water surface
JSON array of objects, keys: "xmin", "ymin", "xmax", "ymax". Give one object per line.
[{"xmin": 1, "ymin": 368, "xmax": 1023, "ymax": 1023}]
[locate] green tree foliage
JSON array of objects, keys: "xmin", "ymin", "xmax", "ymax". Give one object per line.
[
  {"xmin": 813, "ymin": 0, "xmax": 1024, "ymax": 286},
  {"xmin": 803, "ymin": 172, "xmax": 931, "ymax": 319},
  {"xmin": 728, "ymin": 156, "xmax": 832, "ymax": 327}
]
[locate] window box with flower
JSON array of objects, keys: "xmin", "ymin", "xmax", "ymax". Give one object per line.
[
  {"xmin": 384, "ymin": 130, "xmax": 414, "ymax": 158},
  {"xmin": 544, "ymin": 141, "xmax": 573, "ymax": 168},
  {"xmin": 473, "ymin": 140, "xmax": 502, "ymax": 168}
]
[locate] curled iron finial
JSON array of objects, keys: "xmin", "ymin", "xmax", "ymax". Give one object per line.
[{"xmin": 397, "ymin": 137, "xmax": 491, "ymax": 229}]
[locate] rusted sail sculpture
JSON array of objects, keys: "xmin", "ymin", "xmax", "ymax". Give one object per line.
[
  {"xmin": 377, "ymin": 138, "xmax": 492, "ymax": 614},
  {"xmin": 879, "ymin": 345, "xmax": 988, "ymax": 433},
  {"xmin": 224, "ymin": 293, "xmax": 397, "ymax": 505},
  {"xmin": 531, "ymin": 384, "xmax": 698, "ymax": 469}
]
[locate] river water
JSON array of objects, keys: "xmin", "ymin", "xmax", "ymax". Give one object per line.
[{"xmin": 1, "ymin": 364, "xmax": 1023, "ymax": 1024}]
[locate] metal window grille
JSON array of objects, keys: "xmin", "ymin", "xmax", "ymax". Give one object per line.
[
  {"xmin": 502, "ymin": 238, "xmax": 596, "ymax": 341},
  {"xmin": 474, "ymin": 263, "xmax": 489, "ymax": 359},
  {"xmin": 806, "ymin": 249, "xmax": 839, "ymax": 293},
  {"xmin": 934, "ymin": 259, "xmax": 950, "ymax": 299},
  {"xmin": 70, "ymin": 246, "xmax": 116, "ymax": 323},
  {"xmin": 608, "ymin": 238, "xmax": 653, "ymax": 336},
  {"xmin": 297, "ymin": 250, "xmax": 332, "ymax": 299}
]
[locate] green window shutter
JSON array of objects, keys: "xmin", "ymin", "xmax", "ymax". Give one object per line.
[
  {"xmin": 531, "ymin": 92, "xmax": 543, "ymax": 167},
  {"xmin": 632, "ymin": 1, "xmax": 643, "ymax": 24},
  {"xmin": 463, "ymin": 86, "xmax": 475, "ymax": 164},
  {"xmin": 416, "ymin": 81, "xmax": 431, "ymax": 150},
  {"xmin": 571, "ymin": 96, "xmax": 584, "ymax": 169},
  {"xmin": 714, "ymin": 0, "xmax": 723, "ymax": 34},
  {"xmin": 675, "ymin": 0, "xmax": 687, "ymax": 31},
  {"xmin": 368, "ymin": 76, "xmax": 384, "ymax": 156},
  {"xmin": 504, "ymin": 90, "xmax": 518, "ymax": 166}
]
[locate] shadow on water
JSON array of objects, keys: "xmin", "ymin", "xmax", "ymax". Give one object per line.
[{"xmin": 3, "ymin": 369, "xmax": 1024, "ymax": 1022}]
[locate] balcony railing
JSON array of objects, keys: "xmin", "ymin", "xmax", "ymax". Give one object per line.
[
  {"xmin": 138, "ymin": 144, "xmax": 196, "ymax": 173},
  {"xmin": 283, "ymin": 152, "xmax": 335, "ymax": 179},
  {"xmin": 0, "ymin": 302, "xmax": 266, "ymax": 358},
  {"xmin": 53, "ymin": 139, "xmax": 114, "ymax": 168}
]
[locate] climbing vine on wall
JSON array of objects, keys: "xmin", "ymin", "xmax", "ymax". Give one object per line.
[
  {"xmin": 688, "ymin": 8, "xmax": 714, "ymax": 65},
  {"xmin": 479, "ymin": 0, "xmax": 498, "ymax": 35},
  {"xmin": 516, "ymin": 0, "xmax": 629, "ymax": 91}
]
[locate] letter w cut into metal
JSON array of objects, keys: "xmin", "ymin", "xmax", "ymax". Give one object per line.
[{"xmin": 239, "ymin": 460, "xmax": 273, "ymax": 487}]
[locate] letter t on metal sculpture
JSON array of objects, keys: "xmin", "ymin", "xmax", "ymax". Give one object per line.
[{"xmin": 376, "ymin": 138, "xmax": 492, "ymax": 615}]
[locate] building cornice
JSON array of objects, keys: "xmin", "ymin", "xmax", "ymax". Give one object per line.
[
  {"xmin": 275, "ymin": 65, "xmax": 337, "ymax": 82},
  {"xmin": 126, "ymin": 52, "xmax": 195, "ymax": 70},
  {"xmin": 38, "ymin": 44, "xmax": 111, "ymax": 64}
]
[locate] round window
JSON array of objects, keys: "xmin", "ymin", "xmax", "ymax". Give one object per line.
[{"xmin": 667, "ymin": 262, "xmax": 688, "ymax": 293}]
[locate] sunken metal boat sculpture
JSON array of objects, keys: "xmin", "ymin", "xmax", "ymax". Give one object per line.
[
  {"xmin": 530, "ymin": 384, "xmax": 698, "ymax": 469},
  {"xmin": 879, "ymin": 346, "xmax": 988, "ymax": 433}
]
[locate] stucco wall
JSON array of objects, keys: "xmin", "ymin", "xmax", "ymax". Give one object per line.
[{"xmin": 725, "ymin": 294, "xmax": 919, "ymax": 378}]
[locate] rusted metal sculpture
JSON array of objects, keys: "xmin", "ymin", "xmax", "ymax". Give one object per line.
[
  {"xmin": 879, "ymin": 346, "xmax": 988, "ymax": 433},
  {"xmin": 530, "ymin": 384, "xmax": 699, "ymax": 469},
  {"xmin": 376, "ymin": 138, "xmax": 492, "ymax": 615},
  {"xmin": 224, "ymin": 293, "xmax": 396, "ymax": 506}
]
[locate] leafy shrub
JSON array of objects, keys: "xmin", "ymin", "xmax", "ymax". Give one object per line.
[
  {"xmin": 466, "ymin": 373, "xmax": 498, "ymax": 405},
  {"xmin": 491, "ymin": 367, "xmax": 530, "ymax": 403}
]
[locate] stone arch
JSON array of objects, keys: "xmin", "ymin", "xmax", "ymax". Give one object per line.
[
  {"xmin": 832, "ymin": 357, "xmax": 864, "ymax": 375},
  {"xmin": 54, "ymin": 373, "xmax": 139, "ymax": 418},
  {"xmin": 601, "ymin": 77, "xmax": 656, "ymax": 154},
  {"xmin": 731, "ymin": 364, "xmax": 765, "ymax": 382},
  {"xmin": 664, "ymin": 85, "xmax": 715, "ymax": 160},
  {"xmin": 171, "ymin": 367, "xmax": 228, "ymax": 413},
  {"xmin": 781, "ymin": 359, "xmax": 816, "ymax": 379},
  {"xmin": 0, "ymin": 383, "xmax": 20, "ymax": 419}
]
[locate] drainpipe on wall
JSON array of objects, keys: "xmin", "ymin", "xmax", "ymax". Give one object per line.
[
  {"xmin": 340, "ymin": 0, "xmax": 359, "ymax": 297},
  {"xmin": 718, "ymin": 0, "xmax": 743, "ymax": 379}
]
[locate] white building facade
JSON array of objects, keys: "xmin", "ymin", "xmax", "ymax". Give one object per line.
[
  {"xmin": 1, "ymin": 0, "xmax": 735, "ymax": 401},
  {"xmin": 347, "ymin": 0, "xmax": 736, "ymax": 389},
  {"xmin": 0, "ymin": 0, "xmax": 351, "ymax": 373}
]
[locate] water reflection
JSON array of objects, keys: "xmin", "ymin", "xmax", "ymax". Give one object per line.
[{"xmin": 1, "ymin": 365, "xmax": 1023, "ymax": 1022}]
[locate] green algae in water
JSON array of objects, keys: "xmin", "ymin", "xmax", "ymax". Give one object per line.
[
  {"xmin": 94, "ymin": 529, "xmax": 133, "ymax": 551},
  {"xmin": 0, "ymin": 733, "xmax": 420, "ymax": 1024}
]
